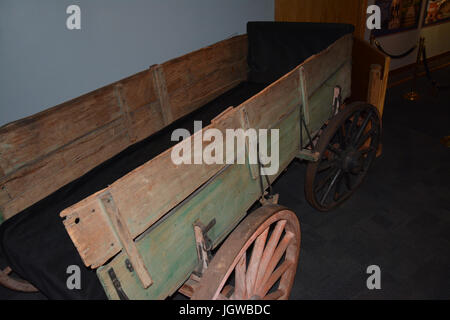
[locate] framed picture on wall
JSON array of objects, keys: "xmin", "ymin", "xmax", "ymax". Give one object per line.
[
  {"xmin": 373, "ymin": 0, "xmax": 424, "ymax": 36},
  {"xmin": 423, "ymin": 0, "xmax": 450, "ymax": 26}
]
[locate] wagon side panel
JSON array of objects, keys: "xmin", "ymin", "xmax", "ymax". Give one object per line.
[{"xmin": 96, "ymin": 107, "xmax": 300, "ymax": 300}]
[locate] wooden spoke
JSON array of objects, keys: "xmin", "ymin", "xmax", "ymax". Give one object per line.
[
  {"xmin": 254, "ymin": 220, "xmax": 287, "ymax": 290},
  {"xmin": 356, "ymin": 127, "xmax": 376, "ymax": 149},
  {"xmin": 259, "ymin": 231, "xmax": 294, "ymax": 291},
  {"xmin": 259, "ymin": 260, "xmax": 293, "ymax": 297},
  {"xmin": 191, "ymin": 206, "xmax": 300, "ymax": 301},
  {"xmin": 263, "ymin": 289, "xmax": 284, "ymax": 300},
  {"xmin": 0, "ymin": 266, "xmax": 38, "ymax": 293},
  {"xmin": 245, "ymin": 227, "xmax": 268, "ymax": 297},
  {"xmin": 353, "ymin": 111, "xmax": 373, "ymax": 145},
  {"xmin": 315, "ymin": 168, "xmax": 339, "ymax": 193},
  {"xmin": 217, "ymin": 293, "xmax": 230, "ymax": 300},
  {"xmin": 333, "ymin": 172, "xmax": 344, "ymax": 201},
  {"xmin": 317, "ymin": 159, "xmax": 336, "ymax": 173},
  {"xmin": 222, "ymin": 285, "xmax": 234, "ymax": 298},
  {"xmin": 320, "ymin": 169, "xmax": 342, "ymax": 205},
  {"xmin": 346, "ymin": 111, "xmax": 361, "ymax": 144},
  {"xmin": 233, "ymin": 253, "xmax": 246, "ymax": 299}
]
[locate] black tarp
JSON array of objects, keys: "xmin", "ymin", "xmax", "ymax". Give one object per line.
[{"xmin": 247, "ymin": 22, "xmax": 354, "ymax": 84}]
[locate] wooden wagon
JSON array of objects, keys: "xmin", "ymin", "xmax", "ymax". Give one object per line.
[{"xmin": 0, "ymin": 22, "xmax": 389, "ymax": 299}]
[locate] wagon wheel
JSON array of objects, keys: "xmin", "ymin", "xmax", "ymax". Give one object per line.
[
  {"xmin": 0, "ymin": 266, "xmax": 38, "ymax": 292},
  {"xmin": 192, "ymin": 204, "xmax": 300, "ymax": 300},
  {"xmin": 305, "ymin": 102, "xmax": 381, "ymax": 211}
]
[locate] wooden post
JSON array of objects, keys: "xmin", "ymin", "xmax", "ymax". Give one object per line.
[
  {"xmin": 367, "ymin": 64, "xmax": 383, "ymax": 115},
  {"xmin": 98, "ymin": 191, "xmax": 153, "ymax": 288},
  {"xmin": 298, "ymin": 67, "xmax": 310, "ymax": 124},
  {"xmin": 151, "ymin": 65, "xmax": 174, "ymax": 125},
  {"xmin": 114, "ymin": 84, "xmax": 137, "ymax": 143}
]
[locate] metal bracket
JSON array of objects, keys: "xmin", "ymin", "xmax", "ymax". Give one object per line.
[
  {"xmin": 332, "ymin": 86, "xmax": 342, "ymax": 116},
  {"xmin": 192, "ymin": 218, "xmax": 216, "ymax": 276},
  {"xmin": 108, "ymin": 268, "xmax": 129, "ymax": 300},
  {"xmin": 259, "ymin": 192, "xmax": 279, "ymax": 206}
]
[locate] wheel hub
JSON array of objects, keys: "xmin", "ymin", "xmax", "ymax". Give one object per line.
[{"xmin": 341, "ymin": 148, "xmax": 363, "ymax": 174}]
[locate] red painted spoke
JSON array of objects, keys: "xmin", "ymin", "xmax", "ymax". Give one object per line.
[
  {"xmin": 263, "ymin": 289, "xmax": 284, "ymax": 300},
  {"xmin": 259, "ymin": 260, "xmax": 293, "ymax": 297},
  {"xmin": 245, "ymin": 227, "xmax": 268, "ymax": 298},
  {"xmin": 233, "ymin": 253, "xmax": 247, "ymax": 299},
  {"xmin": 254, "ymin": 220, "xmax": 287, "ymax": 290},
  {"xmin": 259, "ymin": 231, "xmax": 294, "ymax": 294}
]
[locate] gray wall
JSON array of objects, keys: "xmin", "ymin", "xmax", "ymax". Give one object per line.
[{"xmin": 0, "ymin": 0, "xmax": 274, "ymax": 126}]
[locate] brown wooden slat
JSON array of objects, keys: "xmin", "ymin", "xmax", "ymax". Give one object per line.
[
  {"xmin": 151, "ymin": 64, "xmax": 174, "ymax": 125},
  {"xmin": 0, "ymin": 86, "xmax": 121, "ymax": 177}
]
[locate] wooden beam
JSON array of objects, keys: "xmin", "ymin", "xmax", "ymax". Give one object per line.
[
  {"xmin": 98, "ymin": 191, "xmax": 153, "ymax": 289},
  {"xmin": 151, "ymin": 64, "xmax": 174, "ymax": 125}
]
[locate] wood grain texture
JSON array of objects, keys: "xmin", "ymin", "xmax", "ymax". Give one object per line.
[
  {"xmin": 61, "ymin": 35, "xmax": 352, "ymax": 275},
  {"xmin": 275, "ymin": 0, "xmax": 368, "ymax": 40},
  {"xmin": 98, "ymin": 192, "xmax": 153, "ymax": 288},
  {"xmin": 163, "ymin": 35, "xmax": 248, "ymax": 120},
  {"xmin": 0, "ymin": 35, "xmax": 248, "ymax": 221}
]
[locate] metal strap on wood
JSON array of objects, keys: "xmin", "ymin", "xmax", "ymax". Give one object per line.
[
  {"xmin": 238, "ymin": 107, "xmax": 278, "ymax": 204},
  {"xmin": 98, "ymin": 191, "xmax": 153, "ymax": 289}
]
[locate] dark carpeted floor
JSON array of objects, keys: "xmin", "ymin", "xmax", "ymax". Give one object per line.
[{"xmin": 279, "ymin": 67, "xmax": 450, "ymax": 299}]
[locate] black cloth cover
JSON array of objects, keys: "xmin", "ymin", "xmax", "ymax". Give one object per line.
[{"xmin": 247, "ymin": 21, "xmax": 355, "ymax": 84}]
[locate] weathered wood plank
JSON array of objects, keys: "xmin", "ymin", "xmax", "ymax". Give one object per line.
[
  {"xmin": 1, "ymin": 118, "xmax": 131, "ymax": 219},
  {"xmin": 162, "ymin": 35, "xmax": 248, "ymax": 94},
  {"xmin": 301, "ymin": 34, "xmax": 353, "ymax": 96},
  {"xmin": 0, "ymin": 86, "xmax": 121, "ymax": 177},
  {"xmin": 168, "ymin": 60, "xmax": 248, "ymax": 120}
]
